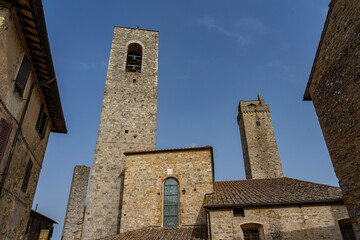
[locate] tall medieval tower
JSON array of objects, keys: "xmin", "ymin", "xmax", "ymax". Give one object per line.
[
  {"xmin": 237, "ymin": 94, "xmax": 283, "ymax": 179},
  {"xmin": 81, "ymin": 27, "xmax": 159, "ymax": 239}
]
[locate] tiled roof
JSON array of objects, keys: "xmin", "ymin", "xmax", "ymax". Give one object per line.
[
  {"xmin": 205, "ymin": 177, "xmax": 343, "ymax": 208},
  {"xmin": 101, "ymin": 226, "xmax": 207, "ymax": 240}
]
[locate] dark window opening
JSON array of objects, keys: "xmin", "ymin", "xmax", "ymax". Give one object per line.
[
  {"xmin": 256, "ymin": 121, "xmax": 260, "ymax": 126},
  {"xmin": 15, "ymin": 55, "xmax": 31, "ymax": 96},
  {"xmin": 339, "ymin": 219, "xmax": 356, "ymax": 240},
  {"xmin": 133, "ymin": 79, "xmax": 136, "ymax": 83},
  {"xmin": 0, "ymin": 119, "xmax": 12, "ymax": 164},
  {"xmin": 126, "ymin": 43, "xmax": 142, "ymax": 73},
  {"xmin": 125, "ymin": 130, "xmax": 129, "ymax": 134},
  {"xmin": 233, "ymin": 208, "xmax": 244, "ymax": 217},
  {"xmin": 36, "ymin": 105, "xmax": 49, "ymax": 139},
  {"xmin": 163, "ymin": 178, "xmax": 179, "ymax": 227},
  {"xmin": 22, "ymin": 158, "xmax": 33, "ymax": 192}
]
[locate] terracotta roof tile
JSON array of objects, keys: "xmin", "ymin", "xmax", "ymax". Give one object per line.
[
  {"xmin": 101, "ymin": 226, "xmax": 207, "ymax": 240},
  {"xmin": 205, "ymin": 177, "xmax": 343, "ymax": 208}
]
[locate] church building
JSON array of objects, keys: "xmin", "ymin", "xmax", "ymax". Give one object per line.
[{"xmin": 62, "ymin": 27, "xmax": 354, "ymax": 240}]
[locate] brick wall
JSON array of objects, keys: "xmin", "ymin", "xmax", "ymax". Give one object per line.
[
  {"xmin": 82, "ymin": 27, "xmax": 159, "ymax": 239},
  {"xmin": 305, "ymin": 0, "xmax": 360, "ymax": 237},
  {"xmin": 120, "ymin": 148, "xmax": 214, "ymax": 232},
  {"xmin": 209, "ymin": 204, "xmax": 349, "ymax": 240},
  {"xmin": 237, "ymin": 96, "xmax": 283, "ymax": 179},
  {"xmin": 0, "ymin": 7, "xmax": 53, "ymax": 239}
]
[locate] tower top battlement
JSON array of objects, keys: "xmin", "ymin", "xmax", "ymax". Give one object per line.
[{"xmin": 237, "ymin": 94, "xmax": 284, "ymax": 180}]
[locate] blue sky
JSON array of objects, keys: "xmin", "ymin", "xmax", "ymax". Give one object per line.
[{"xmin": 32, "ymin": 0, "xmax": 335, "ymax": 238}]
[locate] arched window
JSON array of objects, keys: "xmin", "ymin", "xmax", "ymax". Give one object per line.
[
  {"xmin": 126, "ymin": 43, "xmax": 142, "ymax": 73},
  {"xmin": 163, "ymin": 178, "xmax": 179, "ymax": 227}
]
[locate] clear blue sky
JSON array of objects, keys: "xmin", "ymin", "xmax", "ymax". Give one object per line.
[{"xmin": 32, "ymin": 0, "xmax": 335, "ymax": 239}]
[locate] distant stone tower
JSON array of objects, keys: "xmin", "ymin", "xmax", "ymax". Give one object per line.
[
  {"xmin": 62, "ymin": 165, "xmax": 90, "ymax": 240},
  {"xmin": 81, "ymin": 27, "xmax": 159, "ymax": 239},
  {"xmin": 237, "ymin": 94, "xmax": 283, "ymax": 179}
]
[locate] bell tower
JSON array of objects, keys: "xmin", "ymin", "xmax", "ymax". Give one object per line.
[
  {"xmin": 82, "ymin": 27, "xmax": 159, "ymax": 239},
  {"xmin": 237, "ymin": 94, "xmax": 284, "ymax": 179}
]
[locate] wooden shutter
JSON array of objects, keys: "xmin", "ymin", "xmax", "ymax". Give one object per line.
[
  {"xmin": 0, "ymin": 119, "xmax": 12, "ymax": 164},
  {"xmin": 21, "ymin": 159, "xmax": 33, "ymax": 192},
  {"xmin": 15, "ymin": 55, "xmax": 31, "ymax": 95}
]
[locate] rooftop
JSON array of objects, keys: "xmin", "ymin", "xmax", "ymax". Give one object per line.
[
  {"xmin": 101, "ymin": 226, "xmax": 207, "ymax": 240},
  {"xmin": 205, "ymin": 177, "xmax": 343, "ymax": 208}
]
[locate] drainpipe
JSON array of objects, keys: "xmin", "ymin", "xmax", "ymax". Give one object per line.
[
  {"xmin": 0, "ymin": 78, "xmax": 55, "ymax": 196},
  {"xmin": 205, "ymin": 208, "xmax": 212, "ymax": 240}
]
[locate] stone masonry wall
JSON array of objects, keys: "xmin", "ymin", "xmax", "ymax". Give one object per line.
[
  {"xmin": 210, "ymin": 204, "xmax": 349, "ymax": 240},
  {"xmin": 237, "ymin": 96, "xmax": 283, "ymax": 179},
  {"xmin": 307, "ymin": 0, "xmax": 360, "ymax": 238},
  {"xmin": 62, "ymin": 165, "xmax": 90, "ymax": 240},
  {"xmin": 120, "ymin": 148, "xmax": 214, "ymax": 233},
  {"xmin": 0, "ymin": 7, "xmax": 52, "ymax": 239},
  {"xmin": 82, "ymin": 27, "xmax": 159, "ymax": 239}
]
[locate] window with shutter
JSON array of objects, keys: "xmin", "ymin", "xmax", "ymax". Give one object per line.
[
  {"xmin": 36, "ymin": 105, "xmax": 49, "ymax": 139},
  {"xmin": 21, "ymin": 158, "xmax": 33, "ymax": 192},
  {"xmin": 0, "ymin": 119, "xmax": 12, "ymax": 165},
  {"xmin": 15, "ymin": 55, "xmax": 31, "ymax": 96}
]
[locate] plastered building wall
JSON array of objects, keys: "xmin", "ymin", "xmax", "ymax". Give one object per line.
[
  {"xmin": 120, "ymin": 148, "xmax": 214, "ymax": 232},
  {"xmin": 305, "ymin": 0, "xmax": 360, "ymax": 237},
  {"xmin": 0, "ymin": 7, "xmax": 52, "ymax": 239},
  {"xmin": 237, "ymin": 95, "xmax": 283, "ymax": 179},
  {"xmin": 82, "ymin": 27, "xmax": 159, "ymax": 239},
  {"xmin": 62, "ymin": 165, "xmax": 90, "ymax": 240},
  {"xmin": 209, "ymin": 204, "xmax": 349, "ymax": 240}
]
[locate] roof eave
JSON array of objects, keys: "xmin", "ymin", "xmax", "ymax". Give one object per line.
[
  {"xmin": 204, "ymin": 199, "xmax": 344, "ymax": 209},
  {"xmin": 9, "ymin": 0, "xmax": 67, "ymax": 133}
]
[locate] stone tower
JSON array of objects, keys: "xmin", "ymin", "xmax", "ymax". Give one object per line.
[
  {"xmin": 237, "ymin": 94, "xmax": 283, "ymax": 179},
  {"xmin": 81, "ymin": 27, "xmax": 158, "ymax": 239},
  {"xmin": 62, "ymin": 165, "xmax": 90, "ymax": 240}
]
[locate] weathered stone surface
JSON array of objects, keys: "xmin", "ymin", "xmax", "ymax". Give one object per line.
[
  {"xmin": 82, "ymin": 27, "xmax": 159, "ymax": 239},
  {"xmin": 62, "ymin": 165, "xmax": 90, "ymax": 240},
  {"xmin": 0, "ymin": 7, "xmax": 54, "ymax": 240},
  {"xmin": 237, "ymin": 94, "xmax": 283, "ymax": 179},
  {"xmin": 209, "ymin": 204, "xmax": 349, "ymax": 240},
  {"xmin": 120, "ymin": 147, "xmax": 214, "ymax": 232},
  {"xmin": 305, "ymin": 0, "xmax": 360, "ymax": 238}
]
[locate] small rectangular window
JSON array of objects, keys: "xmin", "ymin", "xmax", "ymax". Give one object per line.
[
  {"xmin": 15, "ymin": 55, "xmax": 31, "ymax": 96},
  {"xmin": 36, "ymin": 105, "xmax": 49, "ymax": 139},
  {"xmin": 0, "ymin": 119, "xmax": 12, "ymax": 164},
  {"xmin": 233, "ymin": 208, "xmax": 245, "ymax": 217},
  {"xmin": 21, "ymin": 158, "xmax": 33, "ymax": 192}
]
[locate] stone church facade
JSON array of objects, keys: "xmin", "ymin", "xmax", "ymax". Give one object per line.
[{"xmin": 62, "ymin": 27, "xmax": 354, "ymax": 240}]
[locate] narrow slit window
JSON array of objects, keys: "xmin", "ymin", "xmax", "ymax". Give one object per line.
[
  {"xmin": 163, "ymin": 178, "xmax": 179, "ymax": 227},
  {"xmin": 126, "ymin": 43, "xmax": 142, "ymax": 73}
]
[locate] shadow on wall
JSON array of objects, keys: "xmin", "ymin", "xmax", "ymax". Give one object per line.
[{"xmin": 263, "ymin": 225, "xmax": 343, "ymax": 240}]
